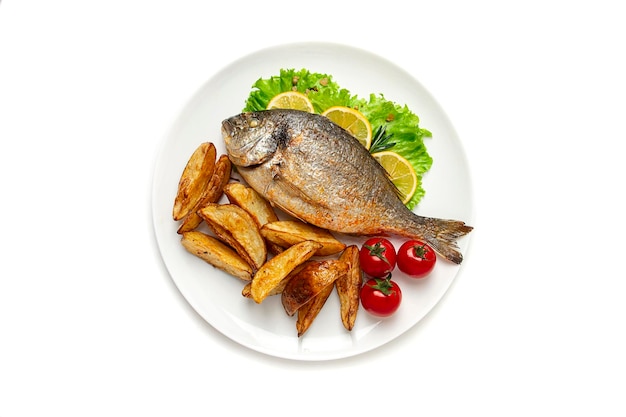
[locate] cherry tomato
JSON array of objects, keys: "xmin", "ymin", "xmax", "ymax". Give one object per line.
[
  {"xmin": 397, "ymin": 240, "xmax": 437, "ymax": 278},
  {"xmin": 359, "ymin": 237, "xmax": 397, "ymax": 278},
  {"xmin": 360, "ymin": 277, "xmax": 402, "ymax": 317}
]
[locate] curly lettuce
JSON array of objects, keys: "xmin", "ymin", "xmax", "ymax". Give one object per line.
[{"xmin": 243, "ymin": 68, "xmax": 433, "ymax": 210}]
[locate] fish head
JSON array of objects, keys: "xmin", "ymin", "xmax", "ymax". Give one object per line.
[{"xmin": 222, "ymin": 111, "xmax": 282, "ymax": 167}]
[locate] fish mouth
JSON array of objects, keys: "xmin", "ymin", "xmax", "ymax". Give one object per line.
[
  {"xmin": 220, "ymin": 118, "xmax": 264, "ymax": 167},
  {"xmin": 221, "ymin": 119, "xmax": 244, "ymax": 154},
  {"xmin": 221, "ymin": 119, "xmax": 235, "ymax": 143}
]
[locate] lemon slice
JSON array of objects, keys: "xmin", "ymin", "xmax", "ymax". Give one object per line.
[
  {"xmin": 321, "ymin": 106, "xmax": 372, "ymax": 149},
  {"xmin": 266, "ymin": 91, "xmax": 315, "ymax": 112},
  {"xmin": 371, "ymin": 151, "xmax": 418, "ymax": 204}
]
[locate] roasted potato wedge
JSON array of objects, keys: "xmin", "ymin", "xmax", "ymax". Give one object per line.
[
  {"xmin": 173, "ymin": 142, "xmax": 216, "ymax": 221},
  {"xmin": 198, "ymin": 204, "xmax": 267, "ymax": 271},
  {"xmin": 281, "ymin": 259, "xmax": 349, "ymax": 316},
  {"xmin": 250, "ymin": 240, "xmax": 322, "ymax": 304},
  {"xmin": 261, "ymin": 220, "xmax": 346, "ymax": 256},
  {"xmin": 224, "ymin": 183, "xmax": 278, "ymax": 227},
  {"xmin": 177, "ymin": 154, "xmax": 232, "ymax": 234},
  {"xmin": 242, "ymin": 261, "xmax": 310, "ymax": 299},
  {"xmin": 176, "ymin": 208, "xmax": 202, "ymax": 234},
  {"xmin": 223, "ymin": 182, "xmax": 283, "ymax": 254},
  {"xmin": 241, "ymin": 283, "xmax": 252, "ymax": 298},
  {"xmin": 180, "ymin": 231, "xmax": 252, "ymax": 281},
  {"xmin": 335, "ymin": 245, "xmax": 361, "ymax": 331},
  {"xmin": 296, "ymin": 281, "xmax": 335, "ymax": 337}
]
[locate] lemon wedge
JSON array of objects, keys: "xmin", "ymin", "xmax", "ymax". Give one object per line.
[
  {"xmin": 266, "ymin": 91, "xmax": 315, "ymax": 112},
  {"xmin": 321, "ymin": 106, "xmax": 372, "ymax": 150},
  {"xmin": 371, "ymin": 151, "xmax": 418, "ymax": 204}
]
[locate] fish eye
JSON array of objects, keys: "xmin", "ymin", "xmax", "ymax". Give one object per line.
[{"xmin": 248, "ymin": 118, "xmax": 259, "ymax": 128}]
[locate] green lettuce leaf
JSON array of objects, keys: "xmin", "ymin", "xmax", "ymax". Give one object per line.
[
  {"xmin": 243, "ymin": 68, "xmax": 433, "ymax": 210},
  {"xmin": 358, "ymin": 94, "xmax": 432, "ymax": 209},
  {"xmin": 244, "ymin": 68, "xmax": 362, "ymax": 112}
]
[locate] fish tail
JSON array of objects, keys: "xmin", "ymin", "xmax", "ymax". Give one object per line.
[{"xmin": 399, "ymin": 216, "xmax": 473, "ymax": 264}]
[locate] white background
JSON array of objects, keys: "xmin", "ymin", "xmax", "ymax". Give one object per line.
[{"xmin": 1, "ymin": 1, "xmax": 624, "ymax": 416}]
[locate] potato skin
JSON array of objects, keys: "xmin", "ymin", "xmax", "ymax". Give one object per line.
[
  {"xmin": 223, "ymin": 182, "xmax": 284, "ymax": 255},
  {"xmin": 296, "ymin": 282, "xmax": 335, "ymax": 337},
  {"xmin": 172, "ymin": 142, "xmax": 216, "ymax": 221},
  {"xmin": 224, "ymin": 182, "xmax": 278, "ymax": 228},
  {"xmin": 260, "ymin": 220, "xmax": 346, "ymax": 256},
  {"xmin": 177, "ymin": 154, "xmax": 232, "ymax": 234},
  {"xmin": 250, "ymin": 241, "xmax": 322, "ymax": 304},
  {"xmin": 281, "ymin": 260, "xmax": 349, "ymax": 316},
  {"xmin": 198, "ymin": 203, "xmax": 267, "ymax": 272},
  {"xmin": 180, "ymin": 231, "xmax": 252, "ymax": 281},
  {"xmin": 336, "ymin": 245, "xmax": 362, "ymax": 331}
]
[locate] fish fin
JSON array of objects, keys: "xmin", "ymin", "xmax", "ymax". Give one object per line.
[
  {"xmin": 423, "ymin": 218, "xmax": 473, "ymax": 264},
  {"xmin": 399, "ymin": 216, "xmax": 473, "ymax": 264},
  {"xmin": 270, "ymin": 168, "xmax": 331, "ymax": 211},
  {"xmin": 271, "ymin": 202, "xmax": 309, "ymax": 223}
]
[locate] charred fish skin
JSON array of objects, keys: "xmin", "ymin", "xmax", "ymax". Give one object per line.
[{"xmin": 222, "ymin": 109, "xmax": 472, "ymax": 264}]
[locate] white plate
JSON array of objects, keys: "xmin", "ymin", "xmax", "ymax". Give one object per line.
[{"xmin": 151, "ymin": 42, "xmax": 474, "ymax": 361}]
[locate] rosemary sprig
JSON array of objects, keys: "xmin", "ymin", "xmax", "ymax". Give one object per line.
[{"xmin": 369, "ymin": 124, "xmax": 396, "ymax": 154}]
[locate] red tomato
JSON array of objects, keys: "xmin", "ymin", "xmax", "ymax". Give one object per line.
[
  {"xmin": 359, "ymin": 237, "xmax": 397, "ymax": 278},
  {"xmin": 397, "ymin": 240, "xmax": 436, "ymax": 278},
  {"xmin": 360, "ymin": 277, "xmax": 402, "ymax": 317}
]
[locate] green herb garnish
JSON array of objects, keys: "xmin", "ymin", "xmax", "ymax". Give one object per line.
[{"xmin": 369, "ymin": 124, "xmax": 396, "ymax": 154}]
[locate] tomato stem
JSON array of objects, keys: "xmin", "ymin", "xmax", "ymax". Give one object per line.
[
  {"xmin": 369, "ymin": 274, "xmax": 395, "ymax": 296},
  {"xmin": 364, "ymin": 242, "xmax": 391, "ymax": 266},
  {"xmin": 412, "ymin": 243, "xmax": 429, "ymax": 259}
]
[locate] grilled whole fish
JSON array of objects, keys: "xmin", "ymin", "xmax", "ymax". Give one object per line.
[{"xmin": 222, "ymin": 109, "xmax": 472, "ymax": 264}]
